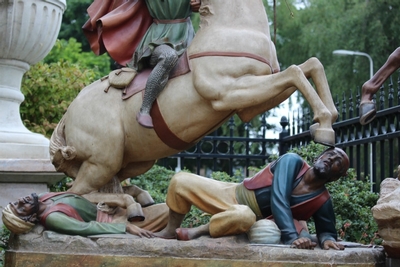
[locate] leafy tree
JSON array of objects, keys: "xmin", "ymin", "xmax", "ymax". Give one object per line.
[
  {"xmin": 270, "ymin": 0, "xmax": 400, "ymax": 101},
  {"xmin": 58, "ymin": 0, "xmax": 92, "ymax": 52}
]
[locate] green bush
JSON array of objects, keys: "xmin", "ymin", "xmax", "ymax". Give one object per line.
[
  {"xmin": 20, "ymin": 38, "xmax": 110, "ymax": 138},
  {"xmin": 326, "ymin": 169, "xmax": 380, "ymax": 244},
  {"xmin": 44, "ymin": 38, "xmax": 111, "ymax": 78},
  {"xmin": 0, "ymin": 226, "xmax": 10, "ymax": 267},
  {"xmin": 21, "ymin": 61, "xmax": 97, "ymax": 138}
]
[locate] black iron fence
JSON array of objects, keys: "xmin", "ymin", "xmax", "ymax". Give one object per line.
[
  {"xmin": 158, "ymin": 70, "xmax": 400, "ymax": 192},
  {"xmin": 158, "ymin": 113, "xmax": 282, "ymax": 178}
]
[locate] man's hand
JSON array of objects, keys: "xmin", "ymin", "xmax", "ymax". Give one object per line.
[
  {"xmin": 291, "ymin": 237, "xmax": 317, "ymax": 250},
  {"xmin": 190, "ymin": 0, "xmax": 201, "ymax": 12},
  {"xmin": 323, "ymin": 240, "xmax": 345, "ymax": 250},
  {"xmin": 126, "ymin": 224, "xmax": 155, "ymax": 238}
]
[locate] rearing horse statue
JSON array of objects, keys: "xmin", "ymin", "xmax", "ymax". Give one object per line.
[{"xmin": 50, "ymin": 0, "xmax": 338, "ymax": 196}]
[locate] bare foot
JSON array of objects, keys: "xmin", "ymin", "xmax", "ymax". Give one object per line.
[{"xmin": 154, "ymin": 228, "xmax": 176, "ymax": 239}]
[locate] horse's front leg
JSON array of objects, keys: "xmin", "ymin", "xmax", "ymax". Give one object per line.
[
  {"xmin": 281, "ymin": 66, "xmax": 335, "ymax": 146},
  {"xmin": 237, "ymin": 58, "xmax": 337, "ymax": 125},
  {"xmin": 192, "ymin": 57, "xmax": 335, "ymax": 145},
  {"xmin": 298, "ymin": 57, "xmax": 338, "ymax": 123},
  {"xmin": 359, "ymin": 47, "xmax": 400, "ymax": 125}
]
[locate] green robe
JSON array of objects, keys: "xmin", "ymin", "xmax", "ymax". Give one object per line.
[
  {"xmin": 39, "ymin": 193, "xmax": 126, "ymax": 236},
  {"xmin": 131, "ymin": 0, "xmax": 195, "ymax": 70}
]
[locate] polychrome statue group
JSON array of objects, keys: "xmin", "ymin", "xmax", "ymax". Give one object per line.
[{"xmin": 3, "ymin": 0, "xmax": 400, "ymax": 254}]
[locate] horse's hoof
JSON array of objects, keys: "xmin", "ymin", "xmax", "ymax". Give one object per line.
[
  {"xmin": 312, "ymin": 127, "xmax": 335, "ymax": 147},
  {"xmin": 136, "ymin": 191, "xmax": 155, "ymax": 207},
  {"xmin": 136, "ymin": 112, "xmax": 154, "ymax": 128},
  {"xmin": 126, "ymin": 203, "xmax": 145, "ymax": 222},
  {"xmin": 309, "ymin": 123, "xmax": 319, "ymax": 139},
  {"xmin": 359, "ymin": 102, "xmax": 376, "ymax": 125}
]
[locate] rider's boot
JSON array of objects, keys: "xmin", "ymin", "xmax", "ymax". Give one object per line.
[{"xmin": 137, "ymin": 45, "xmax": 178, "ymax": 128}]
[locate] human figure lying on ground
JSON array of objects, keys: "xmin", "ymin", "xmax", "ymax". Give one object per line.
[
  {"xmin": 83, "ymin": 0, "xmax": 201, "ymax": 128},
  {"xmin": 156, "ymin": 147, "xmax": 349, "ymax": 250},
  {"xmin": 2, "ymin": 192, "xmax": 168, "ymax": 237}
]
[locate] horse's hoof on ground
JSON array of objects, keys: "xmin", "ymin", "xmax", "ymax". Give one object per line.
[
  {"xmin": 359, "ymin": 102, "xmax": 376, "ymax": 125},
  {"xmin": 312, "ymin": 128, "xmax": 335, "ymax": 147}
]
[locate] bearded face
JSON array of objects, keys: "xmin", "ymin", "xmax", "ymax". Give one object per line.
[
  {"xmin": 313, "ymin": 148, "xmax": 349, "ymax": 182},
  {"xmin": 9, "ymin": 193, "xmax": 39, "ymax": 222}
]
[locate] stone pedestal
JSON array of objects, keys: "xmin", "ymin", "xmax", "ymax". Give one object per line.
[
  {"xmin": 4, "ymin": 227, "xmax": 386, "ymax": 267},
  {"xmin": 0, "ymin": 0, "xmax": 67, "ymax": 223},
  {"xmin": 372, "ymin": 178, "xmax": 400, "ymax": 266},
  {"xmin": 0, "ymin": 160, "xmax": 64, "ymax": 222}
]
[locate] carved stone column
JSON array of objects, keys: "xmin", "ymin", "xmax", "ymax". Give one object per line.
[{"xmin": 0, "ymin": 0, "xmax": 66, "ymax": 222}]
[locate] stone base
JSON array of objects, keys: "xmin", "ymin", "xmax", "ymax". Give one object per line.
[
  {"xmin": 4, "ymin": 226, "xmax": 386, "ymax": 267},
  {"xmin": 386, "ymin": 257, "xmax": 400, "ymax": 267}
]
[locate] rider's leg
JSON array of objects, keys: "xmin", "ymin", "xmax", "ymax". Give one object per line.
[{"xmin": 137, "ymin": 45, "xmax": 178, "ymax": 128}]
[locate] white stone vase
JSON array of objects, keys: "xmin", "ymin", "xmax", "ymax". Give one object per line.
[{"xmin": 0, "ymin": 0, "xmax": 66, "ymax": 160}]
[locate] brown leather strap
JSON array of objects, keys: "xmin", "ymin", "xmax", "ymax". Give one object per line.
[
  {"xmin": 153, "ymin": 17, "xmax": 189, "ymax": 24},
  {"xmin": 151, "ymin": 100, "xmax": 196, "ymax": 151},
  {"xmin": 189, "ymin": 51, "xmax": 274, "ymax": 73}
]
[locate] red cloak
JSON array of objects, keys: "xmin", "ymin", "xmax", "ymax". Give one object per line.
[{"xmin": 82, "ymin": 0, "xmax": 153, "ymax": 66}]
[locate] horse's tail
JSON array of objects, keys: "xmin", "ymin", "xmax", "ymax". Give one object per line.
[{"xmin": 49, "ymin": 115, "xmax": 77, "ymax": 173}]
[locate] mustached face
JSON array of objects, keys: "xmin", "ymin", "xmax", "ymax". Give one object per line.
[{"xmin": 10, "ymin": 193, "xmax": 39, "ymax": 219}]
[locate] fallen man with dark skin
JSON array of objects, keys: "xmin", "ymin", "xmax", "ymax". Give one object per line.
[
  {"xmin": 155, "ymin": 147, "xmax": 350, "ymax": 250},
  {"xmin": 2, "ymin": 192, "xmax": 168, "ymax": 237}
]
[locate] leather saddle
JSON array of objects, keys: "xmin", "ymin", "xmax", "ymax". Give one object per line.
[{"xmin": 119, "ymin": 51, "xmax": 191, "ymax": 100}]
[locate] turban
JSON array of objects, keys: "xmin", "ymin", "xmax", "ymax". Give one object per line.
[{"xmin": 2, "ymin": 204, "xmax": 35, "ymax": 234}]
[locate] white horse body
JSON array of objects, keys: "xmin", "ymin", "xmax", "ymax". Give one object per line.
[{"xmin": 51, "ymin": 0, "xmax": 337, "ymax": 195}]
